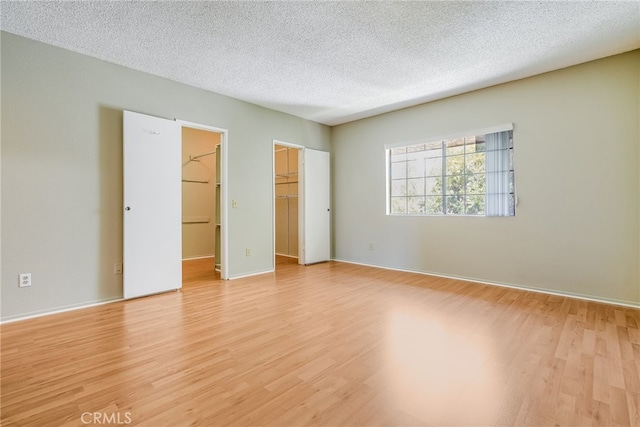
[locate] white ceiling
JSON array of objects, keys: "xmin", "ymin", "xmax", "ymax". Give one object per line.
[{"xmin": 2, "ymin": 1, "xmax": 639, "ymax": 126}]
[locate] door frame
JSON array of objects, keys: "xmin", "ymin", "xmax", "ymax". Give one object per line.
[
  {"xmin": 273, "ymin": 140, "xmax": 304, "ymax": 267},
  {"xmin": 178, "ymin": 119, "xmax": 229, "ymax": 280}
]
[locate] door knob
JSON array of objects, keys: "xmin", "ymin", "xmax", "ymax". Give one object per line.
[{"xmin": 125, "ymin": 207, "xmax": 131, "ymax": 211}]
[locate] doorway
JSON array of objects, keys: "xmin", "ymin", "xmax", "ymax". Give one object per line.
[
  {"xmin": 178, "ymin": 119, "xmax": 228, "ymax": 284},
  {"xmin": 272, "ymin": 141, "xmax": 331, "ymax": 269},
  {"xmin": 274, "ymin": 142, "xmax": 302, "ymax": 268},
  {"xmin": 123, "ymin": 111, "xmax": 229, "ymax": 300},
  {"xmin": 181, "ymin": 127, "xmax": 220, "ymax": 285}
]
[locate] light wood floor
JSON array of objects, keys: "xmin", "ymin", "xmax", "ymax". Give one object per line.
[{"xmin": 2, "ymin": 258, "xmax": 640, "ymax": 426}]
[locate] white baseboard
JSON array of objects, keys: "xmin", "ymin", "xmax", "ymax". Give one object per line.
[
  {"xmin": 5, "ymin": 260, "xmax": 634, "ymax": 323},
  {"xmin": 228, "ymin": 268, "xmax": 275, "ymax": 280},
  {"xmin": 332, "ymin": 258, "xmax": 640, "ymax": 309},
  {"xmin": 182, "ymin": 255, "xmax": 215, "ymax": 261},
  {"xmin": 1, "ymin": 297, "xmax": 124, "ymax": 324},
  {"xmin": 275, "ymin": 253, "xmax": 299, "ymax": 259}
]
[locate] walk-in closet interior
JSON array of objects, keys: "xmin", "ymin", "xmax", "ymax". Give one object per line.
[
  {"xmin": 182, "ymin": 127, "xmax": 220, "ymax": 265},
  {"xmin": 275, "ymin": 145, "xmax": 299, "ymax": 259}
]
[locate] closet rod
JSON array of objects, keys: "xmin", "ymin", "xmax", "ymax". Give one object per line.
[
  {"xmin": 190, "ymin": 150, "xmax": 216, "ymax": 161},
  {"xmin": 182, "ymin": 178, "xmax": 210, "ymax": 184}
]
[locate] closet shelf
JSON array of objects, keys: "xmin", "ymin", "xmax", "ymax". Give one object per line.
[
  {"xmin": 276, "ymin": 194, "xmax": 298, "ymax": 199},
  {"xmin": 189, "ymin": 150, "xmax": 216, "ymax": 162},
  {"xmin": 182, "ymin": 178, "xmax": 210, "ymax": 184},
  {"xmin": 275, "ymin": 181, "xmax": 298, "ymax": 185},
  {"xmin": 183, "ymin": 216, "xmax": 210, "ymax": 224}
]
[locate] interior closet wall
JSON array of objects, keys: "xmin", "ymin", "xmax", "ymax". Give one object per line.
[
  {"xmin": 275, "ymin": 145, "xmax": 298, "ymax": 257},
  {"xmin": 182, "ymin": 127, "xmax": 219, "ymax": 259}
]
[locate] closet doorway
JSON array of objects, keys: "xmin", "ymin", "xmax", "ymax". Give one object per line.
[
  {"xmin": 181, "ymin": 127, "xmax": 221, "ymax": 283},
  {"xmin": 274, "ymin": 142, "xmax": 302, "ymax": 267},
  {"xmin": 123, "ymin": 112, "xmax": 228, "ymax": 300}
]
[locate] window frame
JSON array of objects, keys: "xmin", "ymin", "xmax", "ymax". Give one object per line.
[{"xmin": 385, "ymin": 124, "xmax": 514, "ymax": 217}]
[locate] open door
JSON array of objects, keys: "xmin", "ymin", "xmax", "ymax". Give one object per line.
[
  {"xmin": 123, "ymin": 111, "xmax": 182, "ymax": 299},
  {"xmin": 301, "ymin": 149, "xmax": 331, "ymax": 264}
]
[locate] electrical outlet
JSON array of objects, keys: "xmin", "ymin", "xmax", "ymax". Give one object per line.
[
  {"xmin": 369, "ymin": 243, "xmax": 374, "ymax": 250},
  {"xmin": 114, "ymin": 263, "xmax": 123, "ymax": 274},
  {"xmin": 232, "ymin": 200, "xmax": 238, "ymax": 208},
  {"xmin": 19, "ymin": 273, "xmax": 31, "ymax": 287},
  {"xmin": 245, "ymin": 248, "xmax": 251, "ymax": 257}
]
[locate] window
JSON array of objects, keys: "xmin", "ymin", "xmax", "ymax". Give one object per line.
[{"xmin": 387, "ymin": 128, "xmax": 514, "ymax": 216}]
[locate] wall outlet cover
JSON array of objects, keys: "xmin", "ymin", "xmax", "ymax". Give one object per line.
[{"xmin": 19, "ymin": 273, "xmax": 32, "ymax": 287}]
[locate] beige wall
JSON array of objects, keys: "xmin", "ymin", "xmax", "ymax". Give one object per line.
[
  {"xmin": 0, "ymin": 32, "xmax": 330, "ymax": 321},
  {"xmin": 182, "ymin": 127, "xmax": 219, "ymax": 259},
  {"xmin": 332, "ymin": 50, "xmax": 640, "ymax": 305},
  {"xmin": 2, "ymin": 30, "xmax": 638, "ymax": 321}
]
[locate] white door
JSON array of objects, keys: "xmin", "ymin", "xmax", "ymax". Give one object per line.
[
  {"xmin": 302, "ymin": 149, "xmax": 331, "ymax": 264},
  {"xmin": 123, "ymin": 111, "xmax": 182, "ymax": 299}
]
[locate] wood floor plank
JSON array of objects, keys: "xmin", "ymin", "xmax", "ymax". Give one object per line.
[{"xmin": 2, "ymin": 258, "xmax": 640, "ymax": 426}]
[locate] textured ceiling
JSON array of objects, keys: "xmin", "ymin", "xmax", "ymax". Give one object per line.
[{"xmin": 2, "ymin": 1, "xmax": 639, "ymax": 126}]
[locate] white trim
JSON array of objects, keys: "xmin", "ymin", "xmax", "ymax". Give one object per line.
[
  {"xmin": 385, "ymin": 148, "xmax": 391, "ymax": 214},
  {"xmin": 220, "ymin": 133, "xmax": 229, "ymax": 280},
  {"xmin": 273, "ymin": 140, "xmax": 304, "ymax": 150},
  {"xmin": 332, "ymin": 258, "xmax": 640, "ymax": 310},
  {"xmin": 275, "ymin": 253, "xmax": 299, "ymax": 259},
  {"xmin": 176, "ymin": 119, "xmax": 229, "ymax": 280},
  {"xmin": 182, "ymin": 255, "xmax": 215, "ymax": 261},
  {"xmin": 386, "ymin": 213, "xmax": 513, "ymax": 218},
  {"xmin": 272, "ymin": 142, "xmax": 276, "ymax": 271},
  {"xmin": 1, "ymin": 297, "xmax": 124, "ymax": 324},
  {"xmin": 298, "ymin": 149, "xmax": 306, "ymax": 265},
  {"xmin": 175, "ymin": 119, "xmax": 224, "ymax": 134},
  {"xmin": 227, "ymin": 268, "xmax": 275, "ymax": 280},
  {"xmin": 384, "ymin": 123, "xmax": 514, "ymax": 150},
  {"xmin": 6, "ymin": 260, "xmax": 635, "ymax": 323}
]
